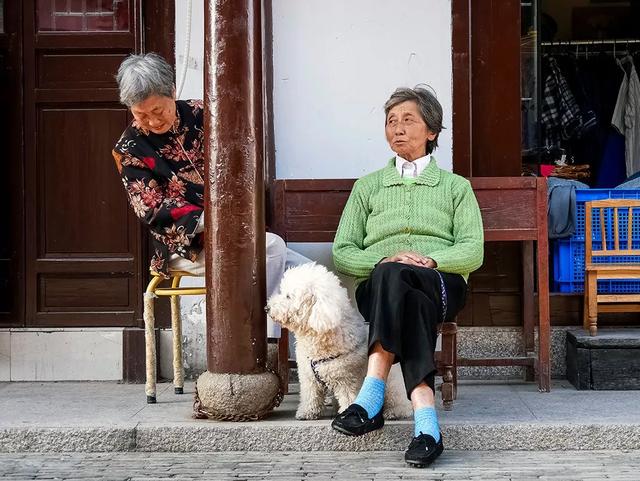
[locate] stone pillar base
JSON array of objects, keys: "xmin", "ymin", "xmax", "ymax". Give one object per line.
[{"xmin": 194, "ymin": 370, "xmax": 282, "ymax": 421}]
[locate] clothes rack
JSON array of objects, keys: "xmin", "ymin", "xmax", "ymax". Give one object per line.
[{"xmin": 540, "ymin": 39, "xmax": 640, "ymax": 47}]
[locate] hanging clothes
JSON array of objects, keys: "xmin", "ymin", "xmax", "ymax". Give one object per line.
[
  {"xmin": 596, "ymin": 130, "xmax": 627, "ymax": 187},
  {"xmin": 612, "ymin": 55, "xmax": 640, "ymax": 177},
  {"xmin": 541, "ymin": 57, "xmax": 584, "ymax": 148},
  {"xmin": 541, "ymin": 57, "xmax": 597, "ymax": 147},
  {"xmin": 547, "ymin": 177, "xmax": 589, "ymax": 239},
  {"xmin": 577, "ymin": 53, "xmax": 626, "ymax": 186}
]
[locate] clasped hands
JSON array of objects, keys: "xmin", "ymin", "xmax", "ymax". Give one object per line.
[{"xmin": 379, "ymin": 251, "xmax": 437, "ymax": 269}]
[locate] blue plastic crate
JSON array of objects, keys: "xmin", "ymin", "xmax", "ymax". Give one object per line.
[
  {"xmin": 552, "ymin": 189, "xmax": 640, "ymax": 294},
  {"xmin": 553, "ymin": 239, "xmax": 640, "ymax": 283},
  {"xmin": 553, "ymin": 279, "xmax": 640, "ymax": 293},
  {"xmin": 574, "ymin": 189, "xmax": 640, "ymax": 241}
]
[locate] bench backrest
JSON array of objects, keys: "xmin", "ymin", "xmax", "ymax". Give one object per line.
[{"xmin": 271, "ymin": 177, "xmax": 548, "ymax": 243}]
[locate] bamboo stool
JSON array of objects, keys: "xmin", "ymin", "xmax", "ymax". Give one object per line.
[{"xmin": 143, "ymin": 271, "xmax": 206, "ymax": 403}]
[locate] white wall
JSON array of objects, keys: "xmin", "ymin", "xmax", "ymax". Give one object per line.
[
  {"xmin": 175, "ymin": 0, "xmax": 454, "ymax": 175},
  {"xmin": 272, "ymin": 0, "xmax": 453, "ymax": 178}
]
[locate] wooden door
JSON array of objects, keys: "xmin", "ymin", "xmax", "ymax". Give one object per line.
[
  {"xmin": 23, "ymin": 0, "xmax": 144, "ymax": 327},
  {"xmin": 0, "ymin": 1, "xmax": 24, "ymax": 327}
]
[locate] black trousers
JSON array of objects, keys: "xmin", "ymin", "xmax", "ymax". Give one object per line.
[{"xmin": 355, "ymin": 262, "xmax": 467, "ymax": 398}]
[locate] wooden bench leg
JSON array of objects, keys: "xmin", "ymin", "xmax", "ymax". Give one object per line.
[
  {"xmin": 452, "ymin": 328, "xmax": 458, "ymax": 401},
  {"xmin": 170, "ymin": 276, "xmax": 184, "ymax": 395},
  {"xmin": 278, "ymin": 327, "xmax": 290, "ymax": 394},
  {"xmin": 144, "ymin": 276, "xmax": 163, "ymax": 404},
  {"xmin": 440, "ymin": 321, "xmax": 457, "ymax": 411},
  {"xmin": 522, "ymin": 241, "xmax": 536, "ymax": 382}
]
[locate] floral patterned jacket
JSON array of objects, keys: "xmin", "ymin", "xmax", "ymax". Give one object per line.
[{"xmin": 112, "ymin": 100, "xmax": 205, "ymax": 277}]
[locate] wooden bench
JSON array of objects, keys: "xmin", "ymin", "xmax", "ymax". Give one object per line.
[{"xmin": 271, "ymin": 176, "xmax": 550, "ymax": 408}]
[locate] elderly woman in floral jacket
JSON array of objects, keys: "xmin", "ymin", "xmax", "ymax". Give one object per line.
[{"xmin": 112, "ymin": 53, "xmax": 308, "ymax": 337}]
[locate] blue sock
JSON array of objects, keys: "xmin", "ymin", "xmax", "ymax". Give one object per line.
[
  {"xmin": 353, "ymin": 376, "xmax": 385, "ymax": 418},
  {"xmin": 414, "ymin": 406, "xmax": 441, "ymax": 442}
]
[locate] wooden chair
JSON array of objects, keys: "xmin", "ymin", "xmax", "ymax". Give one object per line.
[
  {"xmin": 584, "ymin": 199, "xmax": 640, "ymax": 336},
  {"xmin": 143, "ymin": 271, "xmax": 206, "ymax": 403}
]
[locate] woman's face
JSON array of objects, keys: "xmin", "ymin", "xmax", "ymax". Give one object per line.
[
  {"xmin": 385, "ymin": 100, "xmax": 436, "ymax": 161},
  {"xmin": 130, "ymin": 94, "xmax": 177, "ymax": 135}
]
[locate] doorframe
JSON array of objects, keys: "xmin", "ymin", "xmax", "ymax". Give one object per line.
[
  {"xmin": 452, "ymin": 0, "xmax": 472, "ymax": 177},
  {"xmin": 1, "ymin": 0, "xmax": 25, "ymax": 327}
]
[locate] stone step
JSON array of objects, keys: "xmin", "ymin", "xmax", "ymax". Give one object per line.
[
  {"xmin": 2, "ymin": 421, "xmax": 638, "ymax": 453},
  {"xmin": 1, "ymin": 380, "xmax": 639, "ymax": 452},
  {"xmin": 567, "ymin": 328, "xmax": 640, "ymax": 390}
]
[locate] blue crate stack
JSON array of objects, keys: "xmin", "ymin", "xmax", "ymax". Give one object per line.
[{"xmin": 552, "ymin": 189, "xmax": 640, "ymax": 293}]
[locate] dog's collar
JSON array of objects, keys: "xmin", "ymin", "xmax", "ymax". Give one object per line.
[{"xmin": 308, "ymin": 339, "xmax": 367, "ymax": 390}]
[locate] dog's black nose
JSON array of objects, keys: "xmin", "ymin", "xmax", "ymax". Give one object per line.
[{"xmin": 264, "ymin": 305, "xmax": 270, "ymax": 313}]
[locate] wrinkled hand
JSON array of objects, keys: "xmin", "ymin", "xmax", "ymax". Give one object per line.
[{"xmin": 379, "ymin": 251, "xmax": 437, "ymax": 268}]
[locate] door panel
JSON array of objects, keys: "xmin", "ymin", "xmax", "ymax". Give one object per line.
[
  {"xmin": 24, "ymin": 0, "xmax": 143, "ymax": 327},
  {"xmin": 37, "ymin": 0, "xmax": 131, "ymax": 32},
  {"xmin": 38, "ymin": 53, "xmax": 128, "ymax": 88},
  {"xmin": 40, "ymin": 108, "xmax": 131, "ymax": 254}
]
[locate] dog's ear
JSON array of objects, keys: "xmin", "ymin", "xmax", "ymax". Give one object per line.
[{"xmin": 306, "ymin": 287, "xmax": 342, "ymax": 333}]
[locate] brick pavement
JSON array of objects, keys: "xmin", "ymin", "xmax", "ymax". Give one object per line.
[{"xmin": 0, "ymin": 450, "xmax": 639, "ymax": 480}]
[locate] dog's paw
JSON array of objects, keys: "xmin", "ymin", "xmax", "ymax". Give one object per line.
[{"xmin": 295, "ymin": 409, "xmax": 321, "ymax": 420}]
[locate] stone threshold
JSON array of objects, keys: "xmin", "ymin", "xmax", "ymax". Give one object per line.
[{"xmin": 1, "ymin": 422, "xmax": 639, "ymax": 452}]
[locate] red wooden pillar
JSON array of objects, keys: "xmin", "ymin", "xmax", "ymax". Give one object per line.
[{"xmin": 196, "ymin": 0, "xmax": 279, "ymax": 420}]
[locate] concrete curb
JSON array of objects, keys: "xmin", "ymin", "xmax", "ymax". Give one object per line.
[
  {"xmin": 1, "ymin": 423, "xmax": 639, "ymax": 452},
  {"xmin": 0, "ymin": 427, "xmax": 136, "ymax": 452}
]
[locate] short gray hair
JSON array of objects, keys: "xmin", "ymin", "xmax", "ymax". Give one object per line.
[
  {"xmin": 384, "ymin": 85, "xmax": 445, "ymax": 155},
  {"xmin": 116, "ymin": 53, "xmax": 175, "ymax": 107}
]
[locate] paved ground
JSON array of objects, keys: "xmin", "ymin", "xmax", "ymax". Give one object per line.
[
  {"xmin": 0, "ymin": 450, "xmax": 639, "ymax": 480},
  {"xmin": 3, "ymin": 379, "xmax": 640, "ymax": 428}
]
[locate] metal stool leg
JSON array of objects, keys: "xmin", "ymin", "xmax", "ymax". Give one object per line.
[
  {"xmin": 170, "ymin": 275, "xmax": 184, "ymax": 394},
  {"xmin": 144, "ymin": 276, "xmax": 163, "ymax": 404}
]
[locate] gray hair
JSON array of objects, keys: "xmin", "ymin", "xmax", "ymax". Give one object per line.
[
  {"xmin": 384, "ymin": 85, "xmax": 445, "ymax": 155},
  {"xmin": 116, "ymin": 53, "xmax": 175, "ymax": 107}
]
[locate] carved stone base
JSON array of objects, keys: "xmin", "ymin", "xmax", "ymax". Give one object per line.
[{"xmin": 194, "ymin": 370, "xmax": 281, "ymax": 421}]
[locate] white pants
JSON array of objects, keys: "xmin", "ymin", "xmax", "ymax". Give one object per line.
[{"xmin": 169, "ymin": 232, "xmax": 310, "ymax": 337}]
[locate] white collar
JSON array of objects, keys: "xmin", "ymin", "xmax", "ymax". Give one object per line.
[{"xmin": 395, "ymin": 154, "xmax": 431, "ymax": 178}]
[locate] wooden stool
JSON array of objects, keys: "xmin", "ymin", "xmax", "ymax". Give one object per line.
[
  {"xmin": 143, "ymin": 271, "xmax": 206, "ymax": 403},
  {"xmin": 584, "ymin": 199, "xmax": 640, "ymax": 336}
]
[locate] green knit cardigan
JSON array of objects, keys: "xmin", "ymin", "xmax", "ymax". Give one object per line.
[{"xmin": 332, "ymin": 157, "xmax": 484, "ymax": 283}]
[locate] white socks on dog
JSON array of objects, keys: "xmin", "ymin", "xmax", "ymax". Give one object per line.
[{"xmin": 353, "ymin": 376, "xmax": 385, "ymax": 418}]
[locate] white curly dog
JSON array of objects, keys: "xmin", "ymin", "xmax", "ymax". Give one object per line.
[{"xmin": 267, "ymin": 263, "xmax": 412, "ymax": 420}]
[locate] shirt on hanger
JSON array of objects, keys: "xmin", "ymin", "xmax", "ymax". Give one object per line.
[{"xmin": 612, "ymin": 55, "xmax": 640, "ymax": 177}]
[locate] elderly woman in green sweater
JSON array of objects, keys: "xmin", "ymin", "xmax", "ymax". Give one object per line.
[{"xmin": 330, "ymin": 86, "xmax": 484, "ymax": 467}]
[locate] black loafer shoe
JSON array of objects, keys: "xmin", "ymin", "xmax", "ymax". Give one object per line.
[
  {"xmin": 404, "ymin": 432, "xmax": 444, "ymax": 468},
  {"xmin": 331, "ymin": 404, "xmax": 384, "ymax": 436}
]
